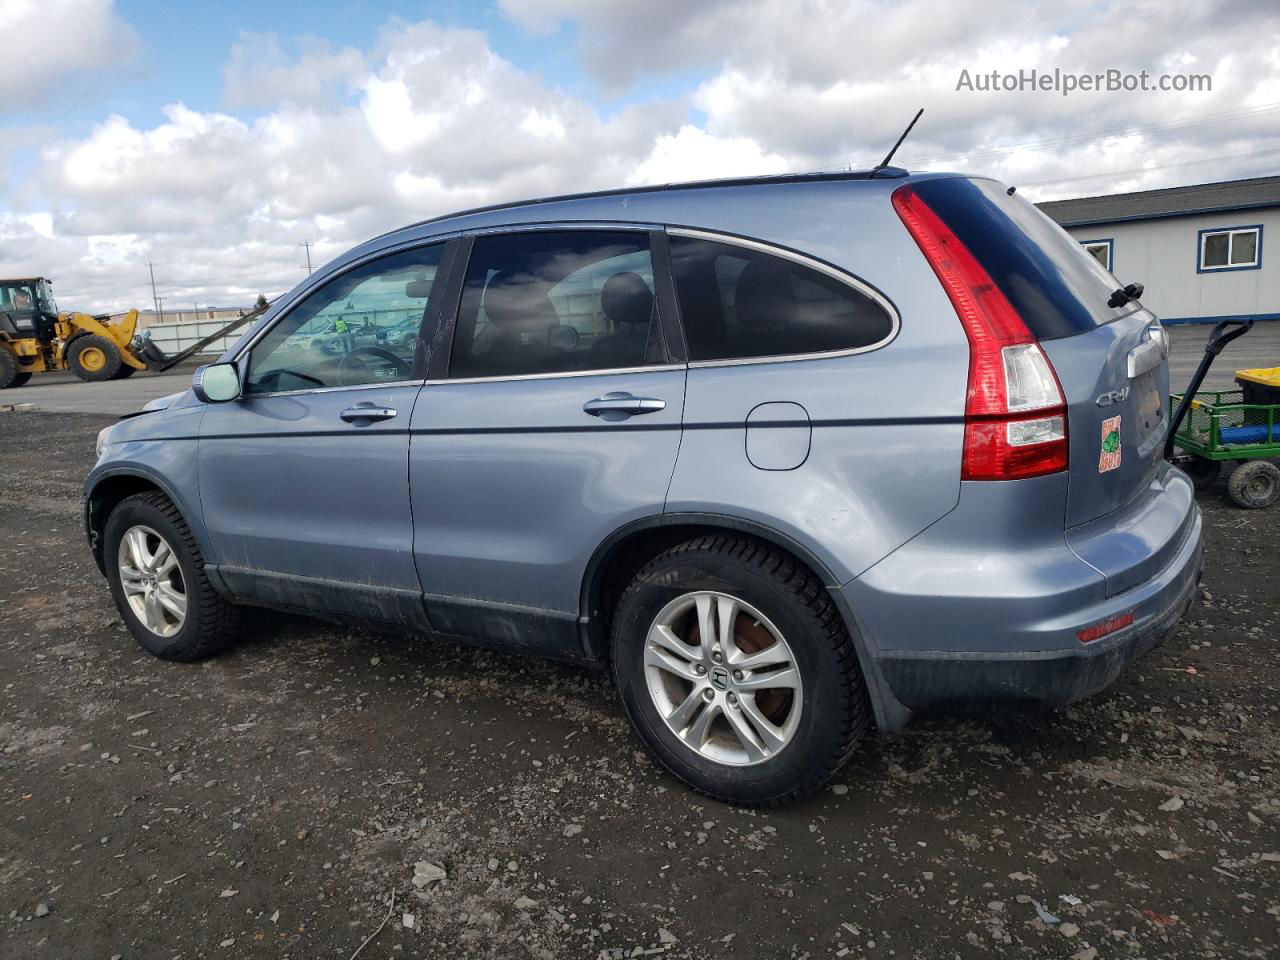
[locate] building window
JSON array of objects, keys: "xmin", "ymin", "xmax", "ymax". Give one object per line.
[
  {"xmin": 1198, "ymin": 226, "xmax": 1262, "ymax": 272},
  {"xmin": 1081, "ymin": 239, "xmax": 1113, "ymax": 272}
]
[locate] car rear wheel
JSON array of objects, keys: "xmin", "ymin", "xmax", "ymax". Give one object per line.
[
  {"xmin": 610, "ymin": 535, "xmax": 868, "ymax": 806},
  {"xmin": 1227, "ymin": 460, "xmax": 1280, "ymax": 509},
  {"xmin": 104, "ymin": 492, "xmax": 240, "ymax": 661}
]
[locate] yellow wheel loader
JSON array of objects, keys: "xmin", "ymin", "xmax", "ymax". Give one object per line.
[
  {"xmin": 0, "ymin": 277, "xmax": 145, "ymax": 387},
  {"xmin": 0, "ymin": 277, "xmax": 266, "ymax": 389}
]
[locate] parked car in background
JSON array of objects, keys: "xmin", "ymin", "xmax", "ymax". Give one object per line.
[
  {"xmin": 376, "ymin": 314, "xmax": 421, "ymax": 352},
  {"xmin": 86, "ymin": 170, "xmax": 1202, "ymax": 805}
]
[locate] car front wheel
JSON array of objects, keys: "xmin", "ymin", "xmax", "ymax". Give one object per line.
[
  {"xmin": 104, "ymin": 492, "xmax": 240, "ymax": 661},
  {"xmin": 611, "ymin": 535, "xmax": 869, "ymax": 806}
]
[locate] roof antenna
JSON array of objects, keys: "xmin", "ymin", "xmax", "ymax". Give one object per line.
[{"xmin": 874, "ymin": 108, "xmax": 923, "ymax": 171}]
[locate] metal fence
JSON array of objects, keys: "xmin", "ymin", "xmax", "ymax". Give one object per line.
[{"xmin": 144, "ymin": 318, "xmax": 245, "ymax": 358}]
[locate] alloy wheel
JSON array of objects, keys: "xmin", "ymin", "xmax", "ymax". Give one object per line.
[
  {"xmin": 117, "ymin": 524, "xmax": 187, "ymax": 637},
  {"xmin": 643, "ymin": 591, "xmax": 803, "ymax": 766}
]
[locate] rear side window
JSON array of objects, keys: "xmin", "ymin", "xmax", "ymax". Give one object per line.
[
  {"xmin": 450, "ymin": 230, "xmax": 661, "ymax": 378},
  {"xmin": 668, "ymin": 234, "xmax": 894, "ymax": 362},
  {"xmin": 910, "ymin": 177, "xmax": 1133, "ymax": 340}
]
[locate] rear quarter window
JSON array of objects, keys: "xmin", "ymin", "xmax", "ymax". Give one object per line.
[
  {"xmin": 910, "ymin": 177, "xmax": 1134, "ymax": 340},
  {"xmin": 668, "ymin": 233, "xmax": 895, "ymax": 362}
]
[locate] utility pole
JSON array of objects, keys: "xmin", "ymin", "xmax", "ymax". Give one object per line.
[
  {"xmin": 147, "ymin": 262, "xmax": 161, "ymax": 316},
  {"xmin": 156, "ymin": 296, "xmax": 165, "ymax": 323},
  {"xmin": 299, "ymin": 240, "xmax": 313, "ymax": 275}
]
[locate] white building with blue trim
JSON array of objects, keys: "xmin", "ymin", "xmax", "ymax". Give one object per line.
[{"xmin": 1038, "ymin": 175, "xmax": 1278, "ymax": 325}]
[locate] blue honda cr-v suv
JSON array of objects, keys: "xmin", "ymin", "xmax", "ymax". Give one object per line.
[{"xmin": 86, "ymin": 169, "xmax": 1202, "ymax": 805}]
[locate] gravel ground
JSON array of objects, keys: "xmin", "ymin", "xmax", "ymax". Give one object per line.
[{"xmin": 1, "ymin": 411, "xmax": 1278, "ymax": 960}]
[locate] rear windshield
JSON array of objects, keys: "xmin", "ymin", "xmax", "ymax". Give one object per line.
[{"xmin": 910, "ymin": 176, "xmax": 1134, "ymax": 340}]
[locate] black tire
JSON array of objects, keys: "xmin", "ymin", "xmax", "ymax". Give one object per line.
[
  {"xmin": 1227, "ymin": 460, "xmax": 1280, "ymax": 509},
  {"xmin": 0, "ymin": 349, "xmax": 28, "ymax": 389},
  {"xmin": 68, "ymin": 334, "xmax": 122, "ymax": 381},
  {"xmin": 103, "ymin": 492, "xmax": 240, "ymax": 661},
  {"xmin": 610, "ymin": 535, "xmax": 869, "ymax": 806},
  {"xmin": 1182, "ymin": 456, "xmax": 1221, "ymax": 492},
  {"xmin": 113, "ymin": 363, "xmax": 138, "ymax": 379}
]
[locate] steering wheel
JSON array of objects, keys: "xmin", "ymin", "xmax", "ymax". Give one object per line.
[{"xmin": 336, "ymin": 346, "xmax": 412, "ymax": 386}]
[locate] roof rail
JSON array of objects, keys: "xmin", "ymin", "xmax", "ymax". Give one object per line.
[{"xmin": 373, "ymin": 167, "xmax": 912, "ymax": 243}]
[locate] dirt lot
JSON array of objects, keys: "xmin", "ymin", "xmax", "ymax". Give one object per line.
[{"xmin": 2, "ymin": 411, "xmax": 1278, "ymax": 960}]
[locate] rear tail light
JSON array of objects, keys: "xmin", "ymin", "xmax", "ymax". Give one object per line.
[{"xmin": 892, "ymin": 186, "xmax": 1068, "ymax": 480}]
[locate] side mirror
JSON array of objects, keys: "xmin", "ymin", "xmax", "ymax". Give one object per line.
[{"xmin": 192, "ymin": 362, "xmax": 242, "ymax": 403}]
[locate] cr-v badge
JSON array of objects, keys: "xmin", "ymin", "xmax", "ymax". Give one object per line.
[{"xmin": 1096, "ymin": 386, "xmax": 1130, "ymax": 407}]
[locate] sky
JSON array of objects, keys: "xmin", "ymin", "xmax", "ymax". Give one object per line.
[{"xmin": 2, "ymin": 0, "xmax": 1279, "ymax": 312}]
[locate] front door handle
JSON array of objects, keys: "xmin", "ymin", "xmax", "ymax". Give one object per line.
[
  {"xmin": 583, "ymin": 393, "xmax": 666, "ymax": 417},
  {"xmin": 340, "ymin": 404, "xmax": 398, "ymax": 423}
]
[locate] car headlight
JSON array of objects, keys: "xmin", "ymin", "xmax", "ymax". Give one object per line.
[{"xmin": 96, "ymin": 425, "xmax": 114, "ymax": 459}]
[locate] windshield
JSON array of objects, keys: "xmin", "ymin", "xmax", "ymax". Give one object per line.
[{"xmin": 35, "ymin": 279, "xmax": 57, "ymax": 315}]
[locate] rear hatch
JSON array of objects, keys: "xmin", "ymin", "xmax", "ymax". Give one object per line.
[{"xmin": 909, "ymin": 176, "xmax": 1168, "ymax": 527}]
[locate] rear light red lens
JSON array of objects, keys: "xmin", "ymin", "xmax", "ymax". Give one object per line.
[
  {"xmin": 964, "ymin": 416, "xmax": 1068, "ymax": 479},
  {"xmin": 892, "ymin": 185, "xmax": 1068, "ymax": 481},
  {"xmin": 1077, "ymin": 611, "xmax": 1135, "ymax": 644}
]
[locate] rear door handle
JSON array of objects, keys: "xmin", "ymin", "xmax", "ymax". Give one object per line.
[
  {"xmin": 340, "ymin": 404, "xmax": 397, "ymax": 423},
  {"xmin": 583, "ymin": 393, "xmax": 666, "ymax": 417}
]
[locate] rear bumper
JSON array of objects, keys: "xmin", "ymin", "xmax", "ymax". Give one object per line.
[
  {"xmin": 842, "ymin": 465, "xmax": 1204, "ymax": 723},
  {"xmin": 874, "ymin": 527, "xmax": 1201, "ymax": 710}
]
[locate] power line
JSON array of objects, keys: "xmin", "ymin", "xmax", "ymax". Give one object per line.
[{"xmin": 900, "ymin": 100, "xmax": 1280, "ymax": 168}]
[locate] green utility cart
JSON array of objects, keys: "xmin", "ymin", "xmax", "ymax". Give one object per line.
[{"xmin": 1169, "ymin": 365, "xmax": 1280, "ymax": 509}]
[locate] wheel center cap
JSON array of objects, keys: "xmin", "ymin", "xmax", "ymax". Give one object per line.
[{"xmin": 709, "ymin": 665, "xmax": 730, "ymax": 691}]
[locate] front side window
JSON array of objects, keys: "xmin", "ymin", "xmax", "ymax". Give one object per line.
[
  {"xmin": 450, "ymin": 230, "xmax": 660, "ymax": 379},
  {"xmin": 668, "ymin": 234, "xmax": 894, "ymax": 362},
  {"xmin": 1082, "ymin": 240, "xmax": 1113, "ymax": 272},
  {"xmin": 245, "ymin": 244, "xmax": 444, "ymax": 395},
  {"xmin": 0, "ymin": 281, "xmax": 36, "ymax": 314},
  {"xmin": 1200, "ymin": 226, "xmax": 1261, "ymax": 271}
]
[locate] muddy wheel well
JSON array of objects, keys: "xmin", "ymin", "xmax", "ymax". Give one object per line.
[
  {"xmin": 86, "ymin": 475, "xmax": 165, "ymax": 572},
  {"xmin": 581, "ymin": 520, "xmax": 837, "ymax": 663}
]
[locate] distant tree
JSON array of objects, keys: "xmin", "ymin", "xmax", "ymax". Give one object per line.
[{"xmin": 255, "ymin": 293, "xmax": 269, "ymax": 310}]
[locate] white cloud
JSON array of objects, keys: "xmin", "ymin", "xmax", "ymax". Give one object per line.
[
  {"xmin": 505, "ymin": 0, "xmax": 1280, "ymax": 197},
  {"xmin": 5, "ymin": 2, "xmax": 1280, "ymax": 313},
  {"xmin": 0, "ymin": 0, "xmax": 137, "ymax": 109},
  {"xmin": 4, "ymin": 19, "xmax": 700, "ymax": 311},
  {"xmin": 222, "ymin": 33, "xmax": 366, "ymax": 110},
  {"xmin": 627, "ymin": 126, "xmax": 789, "ymax": 185}
]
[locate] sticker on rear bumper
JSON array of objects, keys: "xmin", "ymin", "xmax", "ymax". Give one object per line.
[{"xmin": 1099, "ymin": 415, "xmax": 1122, "ymax": 472}]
